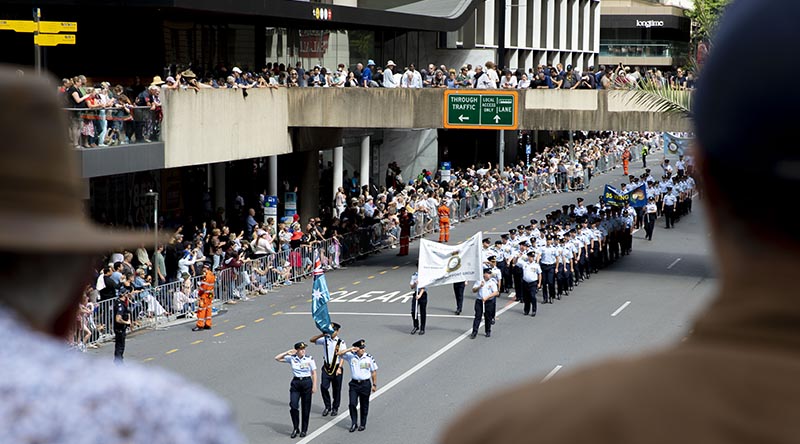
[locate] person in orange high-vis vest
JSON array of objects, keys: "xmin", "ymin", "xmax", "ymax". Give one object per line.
[
  {"xmin": 192, "ymin": 262, "xmax": 216, "ymax": 331},
  {"xmin": 438, "ymin": 198, "xmax": 451, "ymax": 243},
  {"xmin": 622, "ymin": 148, "xmax": 631, "ymax": 176}
]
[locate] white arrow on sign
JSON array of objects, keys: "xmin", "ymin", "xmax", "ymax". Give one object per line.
[
  {"xmin": 458, "ymin": 115, "xmax": 469, "ymax": 122},
  {"xmin": 493, "ymin": 115, "xmax": 501, "ymax": 123}
]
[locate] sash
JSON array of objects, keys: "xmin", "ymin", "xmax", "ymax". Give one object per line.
[{"xmin": 322, "ymin": 338, "xmax": 342, "ymax": 376}]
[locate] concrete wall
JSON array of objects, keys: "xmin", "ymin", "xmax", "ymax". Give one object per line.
[{"xmin": 161, "ymin": 88, "xmax": 293, "ymax": 169}]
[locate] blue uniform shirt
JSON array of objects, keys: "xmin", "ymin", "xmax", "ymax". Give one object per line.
[
  {"xmin": 284, "ymin": 355, "xmax": 316, "ymax": 378},
  {"xmin": 341, "ymin": 352, "xmax": 378, "ymax": 381}
]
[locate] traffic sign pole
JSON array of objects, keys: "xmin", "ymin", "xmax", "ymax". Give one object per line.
[{"xmin": 33, "ymin": 8, "xmax": 41, "ymax": 76}]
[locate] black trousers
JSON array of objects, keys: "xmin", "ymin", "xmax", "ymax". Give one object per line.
[
  {"xmin": 645, "ymin": 213, "xmax": 656, "ymax": 240},
  {"xmin": 522, "ymin": 280, "xmax": 538, "ymax": 315},
  {"xmin": 556, "ymin": 265, "xmax": 569, "ymax": 296},
  {"xmin": 541, "ymin": 264, "xmax": 556, "ymax": 302},
  {"xmin": 453, "ymin": 282, "xmax": 465, "ymax": 312},
  {"xmin": 411, "ymin": 292, "xmax": 428, "ymax": 330},
  {"xmin": 320, "ymin": 370, "xmax": 343, "ymax": 410},
  {"xmin": 472, "ymin": 298, "xmax": 494, "ymax": 334},
  {"xmin": 348, "ymin": 379, "xmax": 372, "ymax": 427},
  {"xmin": 664, "ymin": 205, "xmax": 675, "ymax": 228},
  {"xmin": 289, "ymin": 377, "xmax": 313, "ymax": 432},
  {"xmin": 512, "ymin": 267, "xmax": 523, "ymax": 301},
  {"xmin": 114, "ymin": 330, "xmax": 126, "ymax": 363}
]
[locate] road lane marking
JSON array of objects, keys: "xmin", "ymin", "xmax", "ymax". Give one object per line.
[
  {"xmin": 213, "ymin": 332, "xmax": 225, "ymax": 337},
  {"xmin": 392, "ymin": 266, "xmax": 400, "ymax": 270},
  {"xmin": 191, "ymin": 340, "xmax": 204, "ymax": 345},
  {"xmin": 234, "ymin": 325, "xmax": 246, "ymax": 330},
  {"xmin": 223, "ymin": 319, "xmax": 229, "ymax": 323},
  {"xmin": 298, "ymin": 301, "xmax": 519, "ymax": 444},
  {"xmin": 353, "ymin": 281, "xmax": 361, "ymax": 285},
  {"xmin": 542, "ymin": 365, "xmax": 563, "ymax": 382},
  {"xmin": 254, "ymin": 318, "xmax": 264, "ymax": 323},
  {"xmin": 143, "ymin": 357, "xmax": 155, "ymax": 363},
  {"xmin": 285, "ymin": 312, "xmax": 466, "ymax": 319},
  {"xmin": 273, "ymin": 311, "xmax": 283, "ymax": 316},
  {"xmin": 368, "ymin": 276, "xmax": 375, "ymax": 279},
  {"xmin": 611, "ymin": 301, "xmax": 632, "ymax": 317},
  {"xmin": 166, "ymin": 349, "xmax": 179, "ymax": 355},
  {"xmin": 290, "ymin": 305, "xmax": 297, "ymax": 309},
  {"xmin": 338, "ymin": 287, "xmax": 346, "ymax": 291},
  {"xmin": 379, "ymin": 271, "xmax": 387, "ymax": 275},
  {"xmin": 667, "ymin": 258, "xmax": 682, "ymax": 269},
  {"xmin": 306, "ymin": 299, "xmax": 312, "ymax": 303}
]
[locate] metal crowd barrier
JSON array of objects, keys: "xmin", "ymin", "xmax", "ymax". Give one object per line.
[{"xmin": 64, "ymin": 105, "xmax": 162, "ymax": 148}]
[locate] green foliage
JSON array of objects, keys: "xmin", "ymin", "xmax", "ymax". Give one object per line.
[
  {"xmin": 625, "ymin": 84, "xmax": 693, "ymax": 116},
  {"xmin": 686, "ymin": 0, "xmax": 732, "ymax": 44}
]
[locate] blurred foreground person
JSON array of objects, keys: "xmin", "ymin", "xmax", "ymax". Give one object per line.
[
  {"xmin": 442, "ymin": 2, "xmax": 800, "ymax": 443},
  {"xmin": 0, "ymin": 67, "xmax": 242, "ymax": 444}
]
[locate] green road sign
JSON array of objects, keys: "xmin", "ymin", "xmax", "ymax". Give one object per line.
[{"xmin": 443, "ymin": 90, "xmax": 518, "ymax": 130}]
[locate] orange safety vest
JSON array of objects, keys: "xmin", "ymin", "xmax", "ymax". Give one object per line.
[
  {"xmin": 438, "ymin": 204, "xmax": 450, "ymax": 219},
  {"xmin": 199, "ymin": 270, "xmax": 216, "ymax": 306}
]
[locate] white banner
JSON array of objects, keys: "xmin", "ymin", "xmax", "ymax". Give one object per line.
[{"xmin": 417, "ymin": 232, "xmax": 483, "ymax": 288}]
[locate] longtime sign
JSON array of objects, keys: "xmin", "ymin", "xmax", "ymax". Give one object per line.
[{"xmin": 443, "ymin": 90, "xmax": 518, "ymax": 130}]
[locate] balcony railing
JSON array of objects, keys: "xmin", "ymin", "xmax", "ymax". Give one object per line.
[{"xmin": 600, "ymin": 40, "xmax": 689, "ymax": 60}]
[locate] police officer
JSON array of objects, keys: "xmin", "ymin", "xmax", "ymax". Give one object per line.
[
  {"xmin": 663, "ymin": 186, "xmax": 677, "ymax": 228},
  {"xmin": 644, "ymin": 196, "xmax": 658, "ymax": 241},
  {"xmin": 539, "ymin": 235, "xmax": 558, "ymax": 304},
  {"xmin": 338, "ymin": 339, "xmax": 379, "ymax": 432},
  {"xmin": 520, "ymin": 251, "xmax": 542, "ymax": 317},
  {"xmin": 556, "ymin": 236, "xmax": 574, "ymax": 298},
  {"xmin": 310, "ymin": 323, "xmax": 345, "ymax": 417},
  {"xmin": 470, "ymin": 268, "xmax": 499, "ymax": 339},
  {"xmin": 453, "ymin": 280, "xmax": 465, "ymax": 315},
  {"xmin": 574, "ymin": 197, "xmax": 588, "ymax": 217},
  {"xmin": 275, "ymin": 342, "xmax": 317, "ymax": 438},
  {"xmin": 410, "ymin": 271, "xmax": 427, "ymax": 335},
  {"xmin": 113, "ymin": 290, "xmax": 132, "ymax": 364},
  {"xmin": 510, "ymin": 241, "xmax": 529, "ymax": 303}
]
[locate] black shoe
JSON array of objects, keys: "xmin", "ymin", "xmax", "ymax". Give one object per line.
[
  {"xmin": 291, "ymin": 429, "xmax": 299, "ymax": 438},
  {"xmin": 485, "ymin": 332, "xmax": 491, "ymax": 338},
  {"xmin": 203, "ymin": 326, "xmax": 212, "ymax": 330},
  {"xmin": 322, "ymin": 408, "xmax": 330, "ymax": 417},
  {"xmin": 192, "ymin": 327, "xmax": 203, "ymax": 332},
  {"xmin": 331, "ymin": 409, "xmax": 338, "ymax": 416},
  {"xmin": 410, "ymin": 327, "xmax": 418, "ymax": 335},
  {"xmin": 523, "ymin": 312, "xmax": 529, "ymax": 316},
  {"xmin": 419, "ymin": 330, "xmax": 425, "ymax": 335},
  {"xmin": 350, "ymin": 424, "xmax": 358, "ymax": 433},
  {"xmin": 455, "ymin": 310, "xmax": 461, "ymax": 315},
  {"xmin": 531, "ymin": 312, "xmax": 536, "ymax": 317},
  {"xmin": 358, "ymin": 426, "xmax": 366, "ymax": 431},
  {"xmin": 469, "ymin": 332, "xmax": 477, "ymax": 339},
  {"xmin": 299, "ymin": 432, "xmax": 307, "ymax": 438},
  {"xmin": 491, "ymin": 319, "xmax": 495, "ymax": 325}
]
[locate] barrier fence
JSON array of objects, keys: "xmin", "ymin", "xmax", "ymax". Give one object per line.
[
  {"xmin": 76, "ymin": 151, "xmax": 629, "ymax": 348},
  {"xmin": 65, "ymin": 106, "xmax": 162, "ymax": 148}
]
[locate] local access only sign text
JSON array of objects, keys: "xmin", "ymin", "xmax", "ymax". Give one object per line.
[{"xmin": 443, "ymin": 90, "xmax": 518, "ymax": 130}]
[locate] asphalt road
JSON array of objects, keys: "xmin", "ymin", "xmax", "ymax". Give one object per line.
[{"xmin": 91, "ymin": 166, "xmax": 717, "ymax": 444}]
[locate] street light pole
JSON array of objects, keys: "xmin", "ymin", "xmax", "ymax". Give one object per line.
[{"xmin": 145, "ymin": 190, "xmax": 160, "ymax": 329}]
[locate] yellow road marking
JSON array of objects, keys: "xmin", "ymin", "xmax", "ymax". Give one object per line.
[
  {"xmin": 254, "ymin": 318, "xmax": 265, "ymax": 323},
  {"xmin": 338, "ymin": 287, "xmax": 346, "ymax": 291},
  {"xmin": 273, "ymin": 311, "xmax": 283, "ymax": 316},
  {"xmin": 191, "ymin": 340, "xmax": 204, "ymax": 345},
  {"xmin": 143, "ymin": 357, "xmax": 155, "ymax": 363},
  {"xmin": 306, "ymin": 299, "xmax": 312, "ymax": 302},
  {"xmin": 392, "ymin": 266, "xmax": 400, "ymax": 270},
  {"xmin": 290, "ymin": 305, "xmax": 297, "ymax": 309},
  {"xmin": 223, "ymin": 319, "xmax": 230, "ymax": 323},
  {"xmin": 353, "ymin": 281, "xmax": 361, "ymax": 285},
  {"xmin": 166, "ymin": 349, "xmax": 179, "ymax": 355},
  {"xmin": 379, "ymin": 271, "xmax": 387, "ymax": 275},
  {"xmin": 368, "ymin": 276, "xmax": 375, "ymax": 279},
  {"xmin": 213, "ymin": 332, "xmax": 225, "ymax": 337},
  {"xmin": 234, "ymin": 325, "xmax": 246, "ymax": 330}
]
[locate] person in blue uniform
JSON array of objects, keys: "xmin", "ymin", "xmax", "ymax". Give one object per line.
[
  {"xmin": 338, "ymin": 339, "xmax": 379, "ymax": 432},
  {"xmin": 310, "ymin": 323, "xmax": 345, "ymax": 417},
  {"xmin": 410, "ymin": 271, "xmax": 427, "ymax": 335},
  {"xmin": 470, "ymin": 268, "xmax": 499, "ymax": 338},
  {"xmin": 539, "ymin": 235, "xmax": 558, "ymax": 303},
  {"xmin": 113, "ymin": 291, "xmax": 132, "ymax": 364},
  {"xmin": 275, "ymin": 342, "xmax": 317, "ymax": 438},
  {"xmin": 520, "ymin": 251, "xmax": 542, "ymax": 316},
  {"xmin": 453, "ymin": 280, "xmax": 465, "ymax": 315}
]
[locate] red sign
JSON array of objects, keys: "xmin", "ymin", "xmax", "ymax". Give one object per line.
[{"xmin": 299, "ymin": 31, "xmax": 330, "ymax": 59}]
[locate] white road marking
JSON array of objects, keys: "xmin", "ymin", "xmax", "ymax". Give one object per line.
[
  {"xmin": 541, "ymin": 365, "xmax": 563, "ymax": 382},
  {"xmin": 285, "ymin": 312, "xmax": 466, "ymax": 319},
  {"xmin": 667, "ymin": 258, "xmax": 682, "ymax": 269},
  {"xmin": 297, "ymin": 301, "xmax": 519, "ymax": 444},
  {"xmin": 611, "ymin": 301, "xmax": 631, "ymax": 317}
]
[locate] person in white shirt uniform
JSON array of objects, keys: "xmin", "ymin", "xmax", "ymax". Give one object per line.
[
  {"xmin": 644, "ymin": 196, "xmax": 658, "ymax": 241},
  {"xmin": 662, "ymin": 186, "xmax": 677, "ymax": 228},
  {"xmin": 275, "ymin": 342, "xmax": 317, "ymax": 438},
  {"xmin": 520, "ymin": 251, "xmax": 542, "ymax": 317},
  {"xmin": 675, "ymin": 155, "xmax": 686, "ymax": 176},
  {"xmin": 538, "ymin": 235, "xmax": 559, "ymax": 303},
  {"xmin": 309, "ymin": 323, "xmax": 345, "ymax": 417},
  {"xmin": 409, "ymin": 271, "xmax": 427, "ymax": 335},
  {"xmin": 471, "ymin": 268, "xmax": 499, "ymax": 338},
  {"xmin": 338, "ymin": 339, "xmax": 379, "ymax": 432}
]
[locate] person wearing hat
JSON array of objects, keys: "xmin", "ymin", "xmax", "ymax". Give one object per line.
[
  {"xmin": 0, "ymin": 69, "xmax": 242, "ymax": 443},
  {"xmin": 361, "ymin": 60, "xmax": 375, "ymax": 88},
  {"xmin": 662, "ymin": 185, "xmax": 677, "ymax": 229},
  {"xmin": 409, "ymin": 270, "xmax": 428, "ymax": 335},
  {"xmin": 510, "ymin": 241, "xmax": 530, "ymax": 303},
  {"xmin": 539, "ymin": 235, "xmax": 559, "ymax": 303},
  {"xmin": 112, "ymin": 286, "xmax": 132, "ymax": 363},
  {"xmin": 556, "ymin": 236, "xmax": 574, "ymax": 298},
  {"xmin": 310, "ymin": 322, "xmax": 346, "ymax": 417},
  {"xmin": 471, "ymin": 268, "xmax": 499, "ymax": 338},
  {"xmin": 383, "ymin": 60, "xmax": 399, "ymax": 88},
  {"xmin": 437, "ymin": 196, "xmax": 451, "ymax": 243},
  {"xmin": 397, "ymin": 205, "xmax": 413, "ymax": 256},
  {"xmin": 519, "ymin": 250, "xmax": 542, "ymax": 316},
  {"xmin": 192, "ymin": 261, "xmax": 216, "ymax": 331},
  {"xmin": 338, "ymin": 339, "xmax": 379, "ymax": 432},
  {"xmin": 275, "ymin": 342, "xmax": 317, "ymax": 438}
]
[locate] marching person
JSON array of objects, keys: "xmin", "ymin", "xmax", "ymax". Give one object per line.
[
  {"xmin": 556, "ymin": 237, "xmax": 574, "ymax": 298},
  {"xmin": 338, "ymin": 339, "xmax": 379, "ymax": 432},
  {"xmin": 113, "ymin": 289, "xmax": 132, "ymax": 364},
  {"xmin": 644, "ymin": 196, "xmax": 658, "ymax": 241},
  {"xmin": 275, "ymin": 342, "xmax": 317, "ymax": 439},
  {"xmin": 520, "ymin": 251, "xmax": 542, "ymax": 317},
  {"xmin": 410, "ymin": 271, "xmax": 427, "ymax": 335},
  {"xmin": 438, "ymin": 196, "xmax": 451, "ymax": 243},
  {"xmin": 192, "ymin": 262, "xmax": 215, "ymax": 331},
  {"xmin": 662, "ymin": 186, "xmax": 677, "ymax": 229},
  {"xmin": 470, "ymin": 268, "xmax": 499, "ymax": 339},
  {"xmin": 310, "ymin": 323, "xmax": 345, "ymax": 417},
  {"xmin": 539, "ymin": 235, "xmax": 559, "ymax": 303},
  {"xmin": 453, "ymin": 281, "xmax": 465, "ymax": 315}
]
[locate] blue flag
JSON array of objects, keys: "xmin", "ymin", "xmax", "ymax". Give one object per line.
[
  {"xmin": 662, "ymin": 132, "xmax": 691, "ymax": 158},
  {"xmin": 603, "ymin": 184, "xmax": 648, "ymax": 208},
  {"xmin": 311, "ymin": 252, "xmax": 334, "ymax": 334},
  {"xmin": 627, "ymin": 184, "xmax": 648, "ymax": 208}
]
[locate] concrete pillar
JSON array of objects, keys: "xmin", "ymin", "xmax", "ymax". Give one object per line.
[
  {"xmin": 213, "ymin": 162, "xmax": 226, "ymax": 212},
  {"xmin": 498, "ymin": 130, "xmax": 505, "ymax": 170},
  {"xmin": 360, "ymin": 136, "xmax": 370, "ymax": 194},
  {"xmin": 298, "ymin": 150, "xmax": 320, "ymax": 223},
  {"xmin": 268, "ymin": 155, "xmax": 278, "ymax": 196},
  {"xmin": 333, "ymin": 145, "xmax": 343, "ymax": 202},
  {"xmin": 568, "ymin": 131, "xmax": 575, "ymax": 163}
]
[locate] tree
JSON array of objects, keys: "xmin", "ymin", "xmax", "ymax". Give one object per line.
[{"xmin": 686, "ymin": 0, "xmax": 732, "ymax": 46}]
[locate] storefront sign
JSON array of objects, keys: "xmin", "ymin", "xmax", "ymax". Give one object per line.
[{"xmin": 636, "ymin": 19, "xmax": 665, "ymax": 28}]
